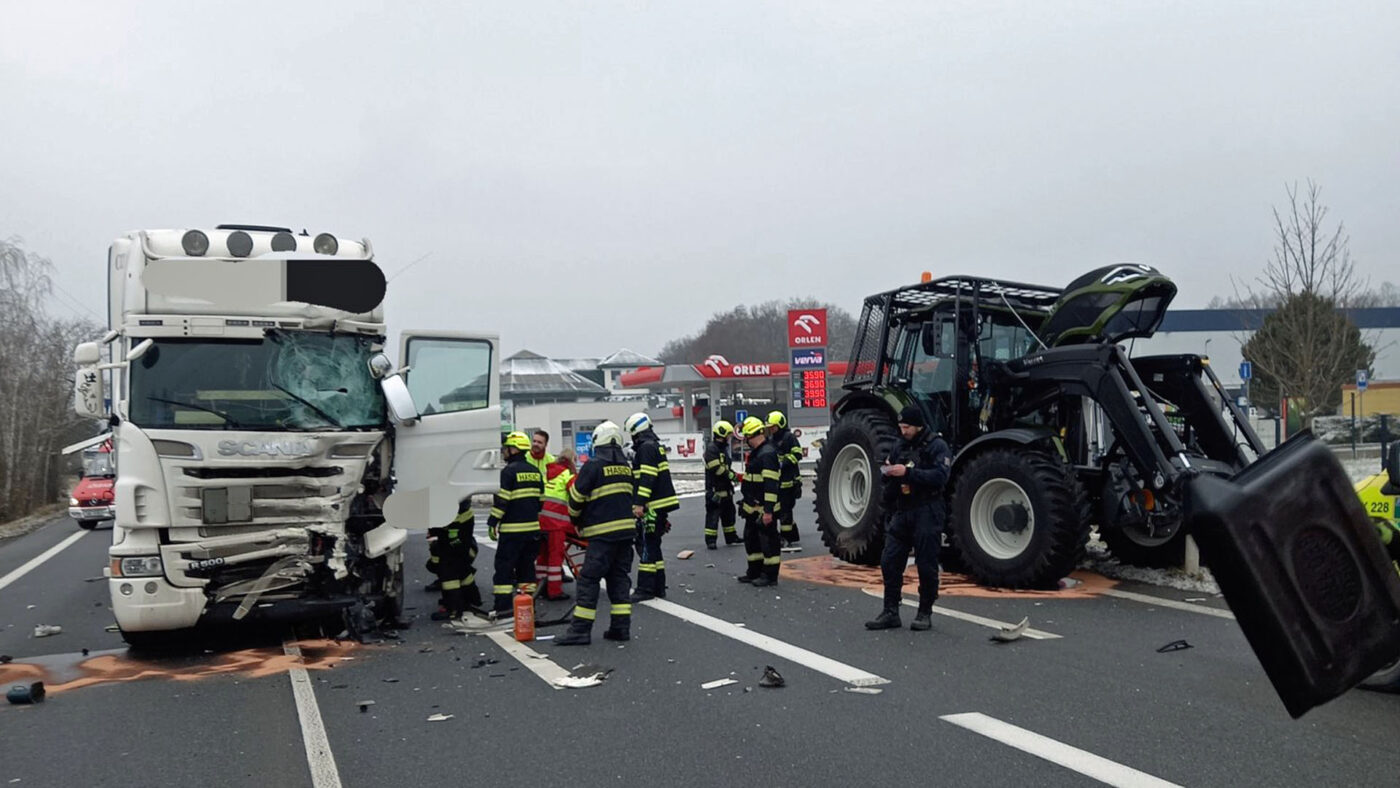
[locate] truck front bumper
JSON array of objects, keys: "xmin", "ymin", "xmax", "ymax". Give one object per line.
[{"xmin": 70, "ymin": 505, "xmax": 115, "ymax": 522}]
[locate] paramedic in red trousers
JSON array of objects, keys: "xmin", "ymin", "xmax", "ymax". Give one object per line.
[
  {"xmin": 556, "ymin": 422, "xmax": 636, "ymax": 646},
  {"xmin": 865, "ymin": 405, "xmax": 951, "ymax": 632},
  {"xmin": 535, "ymin": 448, "xmax": 577, "ymax": 600},
  {"xmin": 625, "ymin": 412, "xmax": 679, "ymax": 601},
  {"xmin": 486, "ymin": 431, "xmax": 544, "ymax": 616},
  {"xmin": 765, "ymin": 410, "xmax": 804, "ymax": 548},
  {"xmin": 703, "ymin": 420, "xmax": 741, "ymax": 549},
  {"xmin": 735, "ymin": 416, "xmax": 782, "ymax": 587}
]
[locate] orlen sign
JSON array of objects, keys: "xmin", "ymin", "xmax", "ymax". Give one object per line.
[
  {"xmin": 788, "ymin": 309, "xmax": 827, "ymax": 347},
  {"xmin": 697, "ymin": 354, "xmax": 773, "ymax": 378}
]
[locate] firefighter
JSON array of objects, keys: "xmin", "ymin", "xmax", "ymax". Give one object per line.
[
  {"xmin": 486, "ymin": 431, "xmax": 545, "ymax": 616},
  {"xmin": 626, "ymin": 412, "xmax": 679, "ymax": 601},
  {"xmin": 736, "ymin": 416, "xmax": 782, "ymax": 587},
  {"xmin": 866, "ymin": 405, "xmax": 951, "ymax": 631},
  {"xmin": 766, "ymin": 410, "xmax": 804, "ymax": 548},
  {"xmin": 536, "ymin": 448, "xmax": 577, "ymax": 600},
  {"xmin": 556, "ymin": 422, "xmax": 636, "ymax": 646},
  {"xmin": 1376, "ymin": 519, "xmax": 1400, "ymax": 565},
  {"xmin": 430, "ymin": 499, "xmax": 481, "ymax": 620},
  {"xmin": 703, "ymin": 420, "xmax": 741, "ymax": 549}
]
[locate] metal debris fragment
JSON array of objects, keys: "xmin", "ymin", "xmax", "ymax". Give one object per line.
[
  {"xmin": 990, "ymin": 617, "xmax": 1029, "ymax": 643},
  {"xmin": 701, "ymin": 678, "xmax": 739, "ymax": 690}
]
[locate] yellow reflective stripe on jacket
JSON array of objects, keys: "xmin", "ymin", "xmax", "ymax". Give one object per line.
[
  {"xmin": 579, "ymin": 518, "xmax": 635, "ymax": 538},
  {"xmin": 705, "ymin": 459, "xmax": 722, "ymax": 469},
  {"xmin": 587, "ymin": 482, "xmax": 634, "ymax": 501},
  {"xmin": 638, "ymin": 465, "xmax": 659, "ymax": 477},
  {"xmin": 488, "ymin": 506, "xmax": 505, "ymax": 519},
  {"xmin": 646, "ymin": 496, "xmax": 679, "ymax": 511},
  {"xmin": 499, "ymin": 521, "xmax": 540, "ymax": 533},
  {"xmin": 762, "ymin": 469, "xmax": 780, "ymax": 480},
  {"xmin": 498, "ymin": 487, "xmax": 542, "ymax": 501}
]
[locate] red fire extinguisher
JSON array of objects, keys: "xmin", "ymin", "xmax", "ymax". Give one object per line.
[{"xmin": 513, "ymin": 589, "xmax": 535, "ymax": 642}]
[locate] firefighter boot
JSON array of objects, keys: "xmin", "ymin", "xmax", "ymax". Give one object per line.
[
  {"xmin": 602, "ymin": 615, "xmax": 631, "ymax": 642},
  {"xmin": 555, "ymin": 622, "xmax": 592, "ymax": 646},
  {"xmin": 706, "ymin": 538, "xmax": 718, "ymax": 550},
  {"xmin": 910, "ymin": 610, "xmax": 933, "ymax": 631},
  {"xmin": 865, "ymin": 608, "xmax": 902, "ymax": 630}
]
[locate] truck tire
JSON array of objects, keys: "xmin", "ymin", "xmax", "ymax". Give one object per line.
[
  {"xmin": 816, "ymin": 408, "xmax": 899, "ymax": 566},
  {"xmin": 950, "ymin": 447, "xmax": 1089, "ymax": 588}
]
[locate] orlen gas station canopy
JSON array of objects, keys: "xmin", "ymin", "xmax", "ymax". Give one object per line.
[{"xmin": 619, "ymin": 354, "xmax": 849, "ymax": 431}]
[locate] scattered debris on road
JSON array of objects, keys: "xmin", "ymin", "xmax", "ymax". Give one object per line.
[
  {"xmin": 758, "ymin": 666, "xmax": 785, "ymax": 688},
  {"xmin": 844, "ymin": 686, "xmax": 883, "ymax": 695},
  {"xmin": 426, "ymin": 713, "xmax": 454, "ymax": 722},
  {"xmin": 1157, "ymin": 639, "xmax": 1193, "ymax": 653},
  {"xmin": 31, "ymin": 625, "xmax": 62, "ymax": 638},
  {"xmin": 7, "ymin": 682, "xmax": 46, "ymax": 705},
  {"xmin": 357, "ymin": 700, "xmax": 375, "ymax": 713},
  {"xmin": 676, "ymin": 549, "xmax": 695, "ymax": 560},
  {"xmin": 553, "ymin": 664, "xmax": 612, "ymax": 689},
  {"xmin": 701, "ymin": 678, "xmax": 739, "ymax": 690},
  {"xmin": 990, "ymin": 617, "xmax": 1029, "ymax": 643}
]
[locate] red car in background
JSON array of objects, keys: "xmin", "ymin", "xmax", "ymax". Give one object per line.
[{"xmin": 69, "ymin": 439, "xmax": 115, "ymax": 529}]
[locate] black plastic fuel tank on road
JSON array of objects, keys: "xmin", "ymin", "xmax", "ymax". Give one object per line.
[{"xmin": 1185, "ymin": 432, "xmax": 1400, "ymax": 718}]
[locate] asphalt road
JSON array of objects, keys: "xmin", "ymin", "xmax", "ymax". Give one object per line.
[{"xmin": 2, "ymin": 499, "xmax": 1398, "ymax": 788}]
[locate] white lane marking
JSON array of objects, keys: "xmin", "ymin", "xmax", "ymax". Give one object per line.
[
  {"xmin": 941, "ymin": 712, "xmax": 1183, "ymax": 788},
  {"xmin": 284, "ymin": 643, "xmax": 343, "ymax": 788},
  {"xmin": 861, "ymin": 588, "xmax": 1061, "ymax": 639},
  {"xmin": 485, "ymin": 630, "xmax": 572, "ymax": 689},
  {"xmin": 642, "ymin": 597, "xmax": 889, "ymax": 686},
  {"xmin": 0, "ymin": 529, "xmax": 88, "ymax": 593},
  {"xmin": 1100, "ymin": 589, "xmax": 1236, "ymax": 620}
]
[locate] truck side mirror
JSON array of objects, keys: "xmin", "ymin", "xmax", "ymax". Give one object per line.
[
  {"xmin": 73, "ymin": 343, "xmax": 105, "ymax": 420},
  {"xmin": 380, "ymin": 374, "xmax": 420, "ymax": 425}
]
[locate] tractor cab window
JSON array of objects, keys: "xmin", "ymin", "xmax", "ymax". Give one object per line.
[{"xmin": 977, "ymin": 312, "xmax": 1038, "ymax": 360}]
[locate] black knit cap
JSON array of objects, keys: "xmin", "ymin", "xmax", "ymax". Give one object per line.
[{"xmin": 897, "ymin": 405, "xmax": 925, "ymax": 428}]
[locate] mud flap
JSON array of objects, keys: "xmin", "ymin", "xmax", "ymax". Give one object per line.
[{"xmin": 1185, "ymin": 432, "xmax": 1400, "ymax": 718}]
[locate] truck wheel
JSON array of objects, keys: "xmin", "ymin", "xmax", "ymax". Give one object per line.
[
  {"xmin": 815, "ymin": 408, "xmax": 898, "ymax": 566},
  {"xmin": 950, "ymin": 447, "xmax": 1089, "ymax": 588}
]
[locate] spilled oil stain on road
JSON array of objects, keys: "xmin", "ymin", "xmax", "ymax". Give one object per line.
[
  {"xmin": 781, "ymin": 555, "xmax": 1117, "ymax": 598},
  {"xmin": 0, "ymin": 638, "xmax": 362, "ymax": 698}
]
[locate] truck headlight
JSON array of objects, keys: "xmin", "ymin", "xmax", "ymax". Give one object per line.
[
  {"xmin": 112, "ymin": 556, "xmax": 163, "ymax": 577},
  {"xmin": 70, "ymin": 497, "xmax": 79, "ymax": 506}
]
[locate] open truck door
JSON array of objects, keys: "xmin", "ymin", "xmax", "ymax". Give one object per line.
[{"xmin": 380, "ymin": 331, "xmax": 503, "ymax": 532}]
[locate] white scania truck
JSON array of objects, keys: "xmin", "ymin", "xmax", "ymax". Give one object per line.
[{"xmin": 73, "ymin": 224, "xmax": 501, "ymax": 647}]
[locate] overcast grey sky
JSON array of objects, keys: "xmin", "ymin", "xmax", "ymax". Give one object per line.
[{"xmin": 4, "ymin": 1, "xmax": 1398, "ymax": 359}]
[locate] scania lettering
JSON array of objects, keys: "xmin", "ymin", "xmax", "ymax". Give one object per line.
[{"xmin": 73, "ymin": 225, "xmax": 502, "ymax": 647}]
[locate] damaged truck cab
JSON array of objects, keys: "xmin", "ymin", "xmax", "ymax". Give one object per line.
[{"xmin": 73, "ymin": 226, "xmax": 500, "ymax": 647}]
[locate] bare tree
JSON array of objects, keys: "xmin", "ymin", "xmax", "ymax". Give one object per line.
[
  {"xmin": 658, "ymin": 298, "xmax": 857, "ymax": 364},
  {"xmin": 0, "ymin": 236, "xmax": 102, "ymax": 521},
  {"xmin": 1239, "ymin": 182, "xmax": 1374, "ymax": 424}
]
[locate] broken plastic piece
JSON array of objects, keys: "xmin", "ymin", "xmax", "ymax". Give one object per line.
[
  {"xmin": 357, "ymin": 700, "xmax": 375, "ymax": 713},
  {"xmin": 845, "ymin": 686, "xmax": 883, "ymax": 695},
  {"xmin": 427, "ymin": 713, "xmax": 454, "ymax": 721},
  {"xmin": 758, "ymin": 666, "xmax": 785, "ymax": 688},
  {"xmin": 990, "ymin": 617, "xmax": 1029, "ymax": 643},
  {"xmin": 701, "ymin": 678, "xmax": 739, "ymax": 690},
  {"xmin": 32, "ymin": 625, "xmax": 62, "ymax": 638},
  {"xmin": 676, "ymin": 549, "xmax": 695, "ymax": 559},
  {"xmin": 1157, "ymin": 639, "xmax": 1193, "ymax": 653}
]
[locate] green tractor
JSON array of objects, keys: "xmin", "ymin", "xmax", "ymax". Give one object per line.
[{"xmin": 815, "ymin": 264, "xmax": 1267, "ymax": 588}]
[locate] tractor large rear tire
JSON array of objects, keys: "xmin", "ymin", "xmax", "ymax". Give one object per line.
[
  {"xmin": 950, "ymin": 447, "xmax": 1089, "ymax": 588},
  {"xmin": 815, "ymin": 408, "xmax": 899, "ymax": 566}
]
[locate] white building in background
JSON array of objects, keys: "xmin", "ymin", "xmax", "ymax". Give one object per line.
[{"xmin": 503, "ymin": 348, "xmax": 666, "ymax": 456}]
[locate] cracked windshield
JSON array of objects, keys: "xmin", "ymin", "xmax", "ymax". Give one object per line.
[{"xmin": 128, "ymin": 332, "xmax": 385, "ymax": 430}]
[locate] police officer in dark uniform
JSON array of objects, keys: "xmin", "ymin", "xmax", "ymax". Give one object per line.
[
  {"xmin": 866, "ymin": 405, "xmax": 951, "ymax": 631},
  {"xmin": 556, "ymin": 422, "xmax": 637, "ymax": 646},
  {"xmin": 703, "ymin": 420, "xmax": 741, "ymax": 549},
  {"xmin": 486, "ymin": 431, "xmax": 544, "ymax": 616}
]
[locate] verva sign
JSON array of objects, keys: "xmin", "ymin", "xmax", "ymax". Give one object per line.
[{"xmin": 788, "ymin": 309, "xmax": 827, "ymax": 347}]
